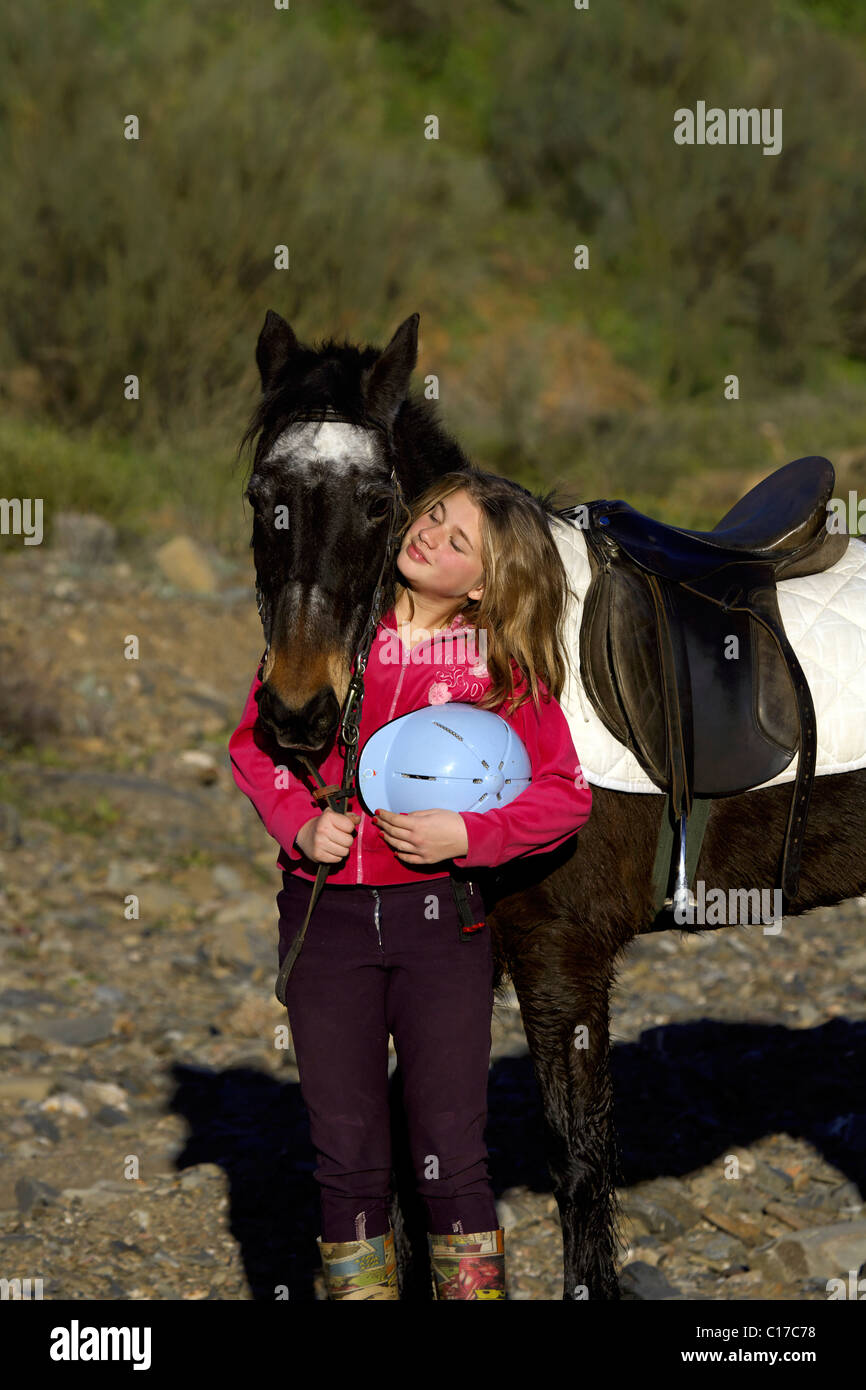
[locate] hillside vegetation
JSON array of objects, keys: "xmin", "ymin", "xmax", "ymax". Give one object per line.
[{"xmin": 2, "ymin": 0, "xmax": 866, "ymax": 548}]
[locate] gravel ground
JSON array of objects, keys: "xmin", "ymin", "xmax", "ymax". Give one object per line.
[{"xmin": 0, "ymin": 535, "xmax": 863, "ymax": 1301}]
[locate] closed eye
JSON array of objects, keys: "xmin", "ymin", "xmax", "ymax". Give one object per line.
[{"xmin": 430, "ymin": 507, "xmax": 464, "ymax": 552}]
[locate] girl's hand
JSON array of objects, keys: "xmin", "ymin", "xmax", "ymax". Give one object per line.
[
  {"xmin": 372, "ymin": 808, "xmax": 469, "ymax": 864},
  {"xmin": 295, "ymin": 809, "xmax": 361, "ymax": 863}
]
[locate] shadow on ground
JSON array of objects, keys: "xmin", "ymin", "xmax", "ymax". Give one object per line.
[{"xmin": 167, "ymin": 1015, "xmax": 866, "ymax": 1299}]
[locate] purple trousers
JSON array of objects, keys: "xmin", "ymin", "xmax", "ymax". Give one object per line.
[{"xmin": 276, "ymin": 872, "xmax": 498, "ymax": 1241}]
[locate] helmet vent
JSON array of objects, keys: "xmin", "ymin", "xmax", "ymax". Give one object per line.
[
  {"xmin": 433, "ymin": 720, "xmax": 490, "ymax": 769},
  {"xmin": 433, "ymin": 721, "xmax": 463, "ymax": 740}
]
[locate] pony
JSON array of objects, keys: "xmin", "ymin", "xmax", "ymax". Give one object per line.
[{"xmin": 237, "ymin": 310, "xmax": 866, "ymax": 1298}]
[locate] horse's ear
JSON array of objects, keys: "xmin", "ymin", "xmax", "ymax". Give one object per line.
[
  {"xmin": 255, "ymin": 310, "xmax": 300, "ymax": 393},
  {"xmin": 363, "ymin": 313, "xmax": 419, "ymax": 428}
]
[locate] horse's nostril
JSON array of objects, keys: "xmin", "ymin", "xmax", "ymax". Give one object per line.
[{"xmin": 257, "ymin": 683, "xmax": 340, "ymax": 751}]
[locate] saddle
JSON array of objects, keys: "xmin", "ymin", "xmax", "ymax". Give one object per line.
[{"xmin": 574, "ymin": 456, "xmax": 848, "ymax": 906}]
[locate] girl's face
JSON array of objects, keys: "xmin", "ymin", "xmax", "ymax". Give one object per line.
[{"xmin": 396, "ymin": 489, "xmax": 485, "ymax": 601}]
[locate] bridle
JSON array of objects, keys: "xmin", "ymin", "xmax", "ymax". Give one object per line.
[{"xmin": 251, "ymin": 411, "xmax": 407, "ymax": 1003}]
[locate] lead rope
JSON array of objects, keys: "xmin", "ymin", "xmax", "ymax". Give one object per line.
[{"xmin": 272, "ymin": 467, "xmax": 405, "ymax": 1005}]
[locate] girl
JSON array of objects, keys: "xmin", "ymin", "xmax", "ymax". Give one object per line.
[{"xmin": 228, "ymin": 467, "xmax": 593, "ymax": 1300}]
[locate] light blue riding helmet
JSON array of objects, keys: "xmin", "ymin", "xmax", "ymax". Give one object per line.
[{"xmin": 357, "ymin": 703, "xmax": 532, "ymax": 815}]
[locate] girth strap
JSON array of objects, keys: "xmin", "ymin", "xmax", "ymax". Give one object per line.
[{"xmin": 739, "ymin": 596, "xmax": 816, "ymax": 901}]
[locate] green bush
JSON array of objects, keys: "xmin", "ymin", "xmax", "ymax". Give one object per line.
[{"xmin": 485, "ymin": 0, "xmax": 866, "ymax": 393}]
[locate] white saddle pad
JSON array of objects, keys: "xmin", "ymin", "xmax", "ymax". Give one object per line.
[{"xmin": 551, "ymin": 517, "xmax": 866, "ymax": 793}]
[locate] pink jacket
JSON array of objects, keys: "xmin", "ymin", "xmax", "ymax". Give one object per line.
[{"xmin": 228, "ymin": 604, "xmax": 592, "ymax": 885}]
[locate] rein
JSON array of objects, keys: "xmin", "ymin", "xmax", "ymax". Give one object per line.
[{"xmin": 253, "ymin": 426, "xmax": 406, "ymax": 1004}]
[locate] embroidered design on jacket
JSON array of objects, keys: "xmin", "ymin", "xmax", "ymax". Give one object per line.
[{"xmin": 427, "ymin": 667, "xmax": 487, "ymax": 704}]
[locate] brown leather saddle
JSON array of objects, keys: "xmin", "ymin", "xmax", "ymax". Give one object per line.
[{"xmin": 573, "ymin": 456, "xmax": 848, "ymax": 908}]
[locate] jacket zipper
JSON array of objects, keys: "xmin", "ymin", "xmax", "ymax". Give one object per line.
[
  {"xmin": 371, "ymin": 888, "xmax": 382, "ymax": 952},
  {"xmin": 356, "ymin": 654, "xmax": 407, "ymax": 885}
]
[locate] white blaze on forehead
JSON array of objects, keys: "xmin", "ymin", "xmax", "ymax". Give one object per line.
[
  {"xmin": 265, "ymin": 420, "xmax": 380, "ymax": 471},
  {"xmin": 271, "ymin": 578, "xmax": 361, "ymax": 629}
]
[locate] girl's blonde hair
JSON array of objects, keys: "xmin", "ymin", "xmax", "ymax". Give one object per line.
[{"xmin": 393, "ymin": 468, "xmax": 578, "ymax": 715}]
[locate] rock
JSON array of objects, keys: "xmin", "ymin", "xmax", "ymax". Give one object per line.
[
  {"xmin": 683, "ymin": 1229, "xmax": 749, "ymax": 1273},
  {"xmin": 750, "ymin": 1160, "xmax": 795, "ymax": 1199},
  {"xmin": 40, "ymin": 1093, "xmax": 88, "ymax": 1117},
  {"xmin": 830, "ymin": 1181, "xmax": 864, "ymax": 1213},
  {"xmin": 103, "ymin": 860, "xmax": 158, "ymax": 894},
  {"xmin": 80, "ymin": 1080, "xmax": 128, "ymax": 1110},
  {"xmin": 136, "ymin": 882, "xmax": 190, "ymax": 919},
  {"xmin": 0, "ymin": 1075, "xmax": 56, "ymax": 1102},
  {"xmin": 178, "ymin": 751, "xmax": 219, "ymax": 786},
  {"xmin": 761, "ymin": 1200, "xmax": 812, "ymax": 1232},
  {"xmin": 39, "ymin": 1012, "xmax": 116, "ymax": 1047},
  {"xmin": 616, "ymin": 1210, "xmax": 654, "ymax": 1251},
  {"xmin": 60, "ymin": 1186, "xmax": 121, "ymax": 1210},
  {"xmin": 52, "ymin": 512, "xmax": 117, "ymax": 566},
  {"xmin": 178, "ymin": 1170, "xmax": 214, "ymax": 1191},
  {"xmin": 200, "ymin": 896, "xmax": 277, "ymax": 971},
  {"xmin": 92, "ymin": 985, "xmax": 127, "ymax": 1007},
  {"xmin": 224, "ymin": 991, "xmax": 286, "ymax": 1039},
  {"xmin": 28, "ymin": 1113, "xmax": 61, "ymax": 1143},
  {"xmin": 94, "ymin": 1105, "xmax": 131, "ymax": 1128},
  {"xmin": 495, "ymin": 1198, "xmax": 520, "ymax": 1230},
  {"xmin": 212, "ymin": 893, "xmax": 275, "ymax": 930},
  {"xmin": 200, "ymin": 921, "xmax": 254, "ymax": 969},
  {"xmin": 0, "ymin": 989, "xmax": 62, "ymax": 1008},
  {"xmin": 16, "ymin": 1178, "xmax": 61, "ymax": 1213},
  {"xmin": 212, "ymin": 865, "xmax": 244, "ymax": 895},
  {"xmin": 700, "ymin": 1203, "xmax": 765, "ymax": 1244},
  {"xmin": 752, "ymin": 1220, "xmax": 866, "ymax": 1282},
  {"xmin": 155, "ymin": 537, "xmax": 217, "ymax": 594},
  {"xmin": 620, "ymin": 1235, "xmax": 665, "ymax": 1268},
  {"xmin": 621, "ymin": 1191, "xmax": 697, "ymax": 1240},
  {"xmin": 171, "ymin": 954, "xmax": 200, "ymax": 975},
  {"xmin": 630, "ymin": 1197, "xmax": 683, "ymax": 1239},
  {"xmin": 10, "ymin": 1140, "xmax": 48, "ymax": 1159},
  {"xmin": 794, "ymin": 1004, "xmax": 822, "ymax": 1027},
  {"xmin": 636, "ymin": 1180, "xmax": 704, "ymax": 1232},
  {"xmin": 619, "ymin": 1260, "xmax": 684, "ymax": 1300}
]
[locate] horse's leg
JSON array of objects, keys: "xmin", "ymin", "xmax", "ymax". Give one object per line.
[
  {"xmin": 489, "ymin": 797, "xmax": 657, "ymax": 1301},
  {"xmin": 510, "ymin": 937, "xmax": 624, "ymax": 1300}
]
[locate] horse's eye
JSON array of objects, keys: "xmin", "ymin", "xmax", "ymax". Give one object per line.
[{"xmin": 367, "ymin": 499, "xmax": 391, "ymax": 520}]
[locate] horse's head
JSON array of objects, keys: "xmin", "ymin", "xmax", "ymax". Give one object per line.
[{"xmin": 240, "ymin": 310, "xmax": 423, "ymax": 753}]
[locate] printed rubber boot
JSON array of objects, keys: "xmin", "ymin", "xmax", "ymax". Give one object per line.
[
  {"xmin": 316, "ymin": 1227, "xmax": 399, "ymax": 1300},
  {"xmin": 427, "ymin": 1228, "xmax": 506, "ymax": 1299}
]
